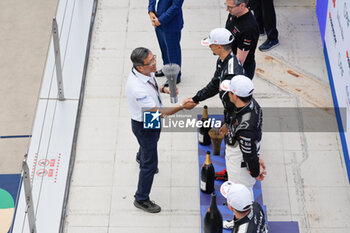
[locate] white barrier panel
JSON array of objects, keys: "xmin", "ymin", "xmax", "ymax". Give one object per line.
[
  {"xmin": 11, "ymin": 0, "xmax": 97, "ymax": 232},
  {"xmin": 323, "ymin": 0, "xmax": 350, "ymax": 182}
]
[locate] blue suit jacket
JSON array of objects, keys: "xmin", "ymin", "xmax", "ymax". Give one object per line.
[{"xmin": 148, "ymin": 0, "xmax": 184, "ymax": 31}]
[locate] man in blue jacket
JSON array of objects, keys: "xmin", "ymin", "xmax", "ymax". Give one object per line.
[{"xmin": 148, "ymin": 0, "xmax": 184, "ymax": 85}]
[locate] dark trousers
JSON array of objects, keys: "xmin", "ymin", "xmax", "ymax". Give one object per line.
[
  {"xmin": 251, "ymin": 0, "xmax": 278, "ymax": 40},
  {"xmin": 244, "ymin": 60, "xmax": 256, "ymax": 80},
  {"xmin": 155, "ymin": 27, "xmax": 182, "ymax": 79},
  {"xmin": 131, "ymin": 120, "xmax": 161, "ymax": 202}
]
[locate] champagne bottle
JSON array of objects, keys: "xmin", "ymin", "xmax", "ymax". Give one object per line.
[
  {"xmin": 199, "ymin": 105, "xmax": 211, "ymax": 145},
  {"xmin": 201, "ymin": 151, "xmax": 215, "ymax": 194},
  {"xmin": 203, "ymin": 192, "xmax": 223, "ymax": 233}
]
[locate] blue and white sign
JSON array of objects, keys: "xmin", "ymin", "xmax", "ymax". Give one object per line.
[{"xmin": 317, "ymin": 0, "xmax": 350, "ymax": 182}]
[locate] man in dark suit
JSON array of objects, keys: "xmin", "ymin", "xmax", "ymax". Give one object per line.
[{"xmin": 148, "ymin": 0, "xmax": 184, "ymax": 85}]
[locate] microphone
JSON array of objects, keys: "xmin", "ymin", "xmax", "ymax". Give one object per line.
[{"xmin": 162, "ymin": 63, "xmax": 180, "ymax": 103}]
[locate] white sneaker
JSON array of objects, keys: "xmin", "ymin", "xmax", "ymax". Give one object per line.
[{"xmin": 223, "ymin": 219, "xmax": 234, "ymax": 229}]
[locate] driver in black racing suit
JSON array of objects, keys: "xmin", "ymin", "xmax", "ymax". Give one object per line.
[
  {"xmin": 219, "ymin": 76, "xmax": 266, "ymax": 230},
  {"xmin": 184, "ymin": 27, "xmax": 244, "ymax": 126},
  {"xmin": 220, "ymin": 181, "xmax": 268, "ymax": 233}
]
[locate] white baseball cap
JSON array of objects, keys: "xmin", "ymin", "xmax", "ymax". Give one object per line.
[
  {"xmin": 219, "ymin": 75, "xmax": 254, "ymax": 97},
  {"xmin": 201, "ymin": 28, "xmax": 234, "ymax": 47},
  {"xmin": 220, "ymin": 181, "xmax": 253, "ymax": 212}
]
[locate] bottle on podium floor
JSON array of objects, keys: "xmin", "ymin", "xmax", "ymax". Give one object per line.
[
  {"xmin": 198, "ymin": 105, "xmax": 211, "ymax": 145},
  {"xmin": 203, "ymin": 192, "xmax": 223, "ymax": 233},
  {"xmin": 201, "ymin": 151, "xmax": 215, "ymax": 194}
]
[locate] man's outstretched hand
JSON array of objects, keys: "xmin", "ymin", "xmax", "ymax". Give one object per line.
[{"xmin": 182, "ymin": 98, "xmax": 197, "ymax": 110}]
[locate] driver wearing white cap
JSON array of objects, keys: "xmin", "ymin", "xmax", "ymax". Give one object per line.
[
  {"xmin": 184, "ymin": 28, "xmax": 245, "ymax": 128},
  {"xmin": 220, "ymin": 75, "xmax": 266, "ymax": 229},
  {"xmin": 220, "ymin": 181, "xmax": 268, "ymax": 232}
]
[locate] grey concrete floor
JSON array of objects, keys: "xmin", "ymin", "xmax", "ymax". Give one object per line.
[
  {"xmin": 2, "ymin": 0, "xmax": 350, "ymax": 233},
  {"xmin": 63, "ymin": 0, "xmax": 350, "ymax": 233}
]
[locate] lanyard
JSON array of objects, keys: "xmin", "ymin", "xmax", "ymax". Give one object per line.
[
  {"xmin": 147, "ymin": 79, "xmax": 158, "ymax": 92},
  {"xmin": 147, "ymin": 79, "xmax": 162, "ymax": 105}
]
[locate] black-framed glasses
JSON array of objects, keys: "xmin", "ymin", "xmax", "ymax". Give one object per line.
[
  {"xmin": 143, "ymin": 55, "xmax": 157, "ymax": 66},
  {"xmin": 224, "ymin": 2, "xmax": 239, "ymax": 10}
]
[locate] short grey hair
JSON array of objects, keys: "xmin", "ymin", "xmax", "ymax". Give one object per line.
[
  {"xmin": 130, "ymin": 47, "xmax": 151, "ymax": 67},
  {"xmin": 233, "ymin": 0, "xmax": 249, "ymax": 6}
]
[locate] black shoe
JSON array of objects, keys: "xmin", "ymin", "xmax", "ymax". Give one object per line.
[
  {"xmin": 155, "ymin": 70, "xmax": 165, "ymax": 77},
  {"xmin": 163, "ymin": 77, "xmax": 181, "ymax": 87},
  {"xmin": 134, "ymin": 199, "xmax": 161, "ymax": 213},
  {"xmin": 258, "ymin": 39, "xmax": 279, "ymax": 52},
  {"xmin": 136, "ymin": 156, "xmax": 159, "ymax": 174}
]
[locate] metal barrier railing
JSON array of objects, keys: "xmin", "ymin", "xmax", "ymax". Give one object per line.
[
  {"xmin": 22, "ymin": 153, "xmax": 37, "ymax": 233},
  {"xmin": 52, "ymin": 18, "xmax": 65, "ymax": 101},
  {"xmin": 21, "ymin": 17, "xmax": 65, "ymax": 233}
]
